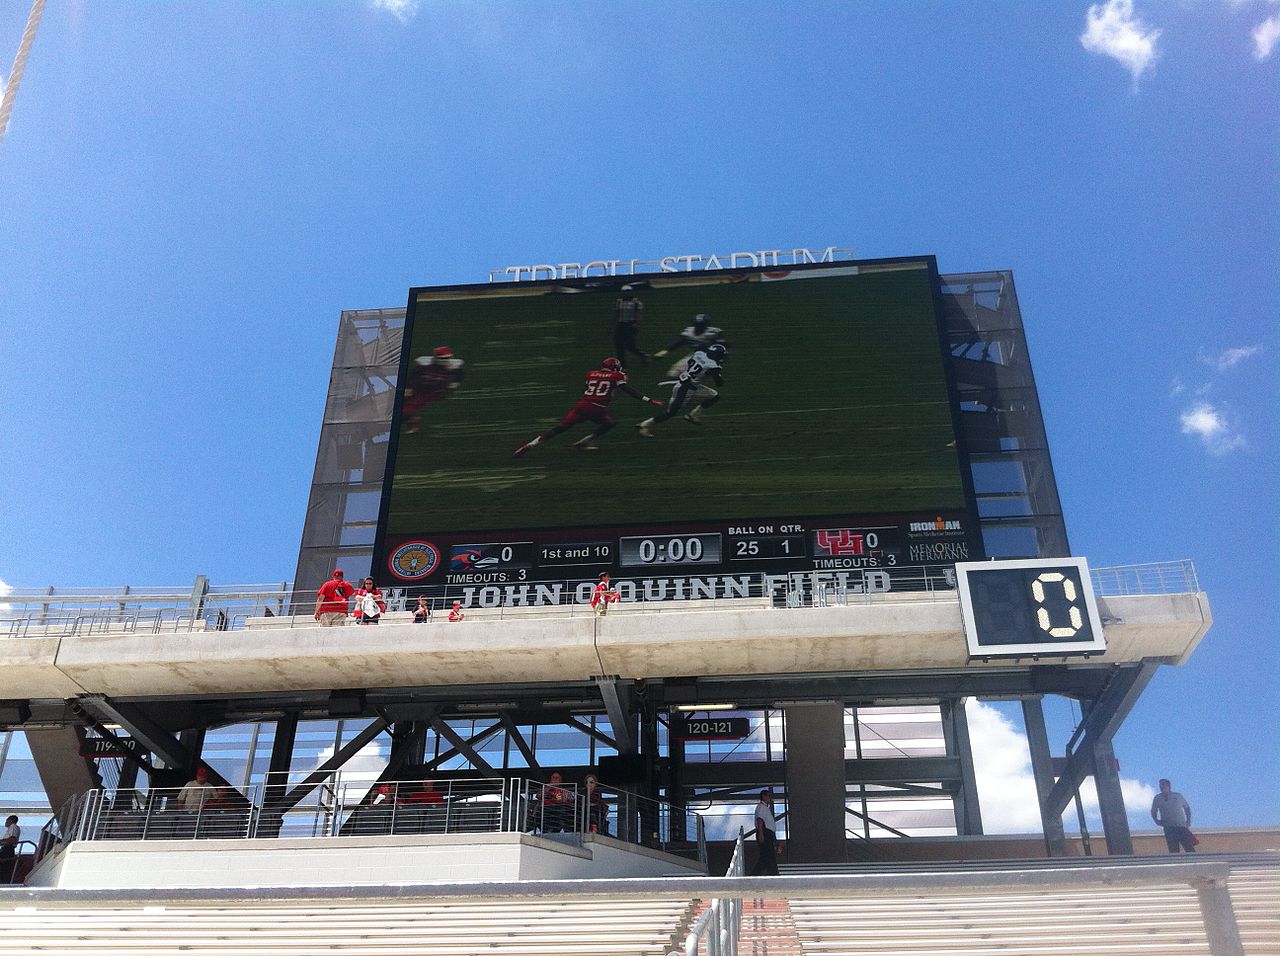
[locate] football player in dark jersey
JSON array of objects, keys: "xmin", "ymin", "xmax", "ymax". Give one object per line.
[
  {"xmin": 638, "ymin": 343, "xmax": 726, "ymax": 436},
  {"xmin": 654, "ymin": 313, "xmax": 725, "ymax": 377},
  {"xmin": 612, "ymin": 286, "xmax": 649, "ymax": 368}
]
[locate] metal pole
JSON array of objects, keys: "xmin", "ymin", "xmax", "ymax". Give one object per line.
[{"xmin": 1074, "ymin": 788, "xmax": 1092, "ymax": 856}]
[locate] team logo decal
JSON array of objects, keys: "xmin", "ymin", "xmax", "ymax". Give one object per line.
[
  {"xmin": 814, "ymin": 529, "xmax": 872, "ymax": 557},
  {"xmin": 388, "ymin": 541, "xmax": 441, "ymax": 580},
  {"xmin": 450, "ymin": 546, "xmax": 501, "ymax": 572}
]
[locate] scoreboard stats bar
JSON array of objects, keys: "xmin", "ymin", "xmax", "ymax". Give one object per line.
[{"xmin": 384, "ymin": 512, "xmax": 974, "ymax": 594}]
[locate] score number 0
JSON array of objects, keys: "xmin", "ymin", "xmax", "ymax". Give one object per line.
[{"xmin": 1032, "ymin": 572, "xmax": 1085, "ymax": 638}]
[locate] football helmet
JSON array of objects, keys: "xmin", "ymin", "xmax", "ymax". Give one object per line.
[
  {"xmin": 694, "ymin": 313, "xmax": 711, "ymax": 329},
  {"xmin": 433, "ymin": 345, "xmax": 453, "ymax": 358},
  {"xmin": 602, "ymin": 357, "xmax": 623, "ymax": 371},
  {"xmin": 705, "ymin": 343, "xmax": 727, "ymax": 360}
]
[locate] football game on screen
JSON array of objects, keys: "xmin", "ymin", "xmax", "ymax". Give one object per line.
[{"xmin": 375, "ymin": 258, "xmax": 978, "ymax": 590}]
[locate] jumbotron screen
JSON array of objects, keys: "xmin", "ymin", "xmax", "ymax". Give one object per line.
[{"xmin": 374, "ymin": 256, "xmax": 981, "ymax": 602}]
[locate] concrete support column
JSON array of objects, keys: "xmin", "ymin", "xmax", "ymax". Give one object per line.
[
  {"xmin": 1092, "ymin": 736, "xmax": 1133, "ymax": 855},
  {"xmin": 27, "ymin": 727, "xmax": 101, "ymax": 814},
  {"xmin": 1021, "ymin": 696, "xmax": 1067, "ymax": 856},
  {"xmin": 782, "ymin": 703, "xmax": 848, "ymax": 863}
]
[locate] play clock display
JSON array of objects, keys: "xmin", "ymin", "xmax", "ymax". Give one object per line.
[
  {"xmin": 619, "ymin": 533, "xmax": 723, "ymax": 567},
  {"xmin": 955, "ymin": 557, "xmax": 1107, "ymax": 658}
]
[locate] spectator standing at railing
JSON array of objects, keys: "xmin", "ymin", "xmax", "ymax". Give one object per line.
[
  {"xmin": 314, "ymin": 569, "xmax": 355, "ymax": 626},
  {"xmin": 0, "ymin": 815, "xmax": 19, "ymax": 879},
  {"xmin": 353, "ymin": 577, "xmax": 387, "ymax": 625},
  {"xmin": 448, "ymin": 601, "xmax": 465, "ymax": 622},
  {"xmin": 176, "ymin": 767, "xmax": 215, "ymax": 811},
  {"xmin": 749, "ymin": 789, "xmax": 781, "ymax": 875},
  {"xmin": 581, "ymin": 773, "xmax": 608, "ymax": 835},
  {"xmin": 413, "ymin": 596, "xmax": 432, "ymax": 623},
  {"xmin": 533, "ymin": 771, "xmax": 574, "ymax": 833},
  {"xmin": 591, "ymin": 573, "xmax": 619, "ymax": 617},
  {"xmin": 1151, "ymin": 778, "xmax": 1197, "ymax": 853}
]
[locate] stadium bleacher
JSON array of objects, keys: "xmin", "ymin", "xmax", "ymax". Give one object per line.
[
  {"xmin": 0, "ymin": 897, "xmax": 694, "ymax": 956},
  {"xmin": 778, "ymin": 854, "xmax": 1280, "ymax": 955},
  {"xmin": 2, "ymin": 855, "xmax": 1275, "ymax": 955}
]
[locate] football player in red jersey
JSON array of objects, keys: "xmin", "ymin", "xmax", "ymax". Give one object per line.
[
  {"xmin": 513, "ymin": 358, "xmax": 663, "ymax": 457},
  {"xmin": 403, "ymin": 345, "xmax": 464, "ymax": 433}
]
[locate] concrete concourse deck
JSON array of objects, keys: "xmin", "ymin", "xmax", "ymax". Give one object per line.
[{"xmin": 0, "ymin": 591, "xmax": 1210, "ymax": 700}]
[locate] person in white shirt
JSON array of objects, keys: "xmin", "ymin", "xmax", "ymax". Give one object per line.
[
  {"xmin": 176, "ymin": 767, "xmax": 216, "ymax": 811},
  {"xmin": 749, "ymin": 789, "xmax": 781, "ymax": 875},
  {"xmin": 1150, "ymin": 778, "xmax": 1196, "ymax": 853}
]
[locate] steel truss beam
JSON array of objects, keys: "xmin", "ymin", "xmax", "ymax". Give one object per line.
[
  {"xmin": 498, "ymin": 711, "xmax": 540, "ymax": 769},
  {"xmin": 680, "ymin": 756, "xmax": 963, "ymax": 788},
  {"xmin": 423, "ymin": 721, "xmax": 503, "ymax": 772},
  {"xmin": 263, "ymin": 718, "xmax": 389, "ymax": 814},
  {"xmin": 1043, "ymin": 664, "xmax": 1157, "ymax": 821},
  {"xmin": 668, "ymin": 667, "xmax": 1108, "ymax": 707},
  {"xmin": 564, "ymin": 716, "xmax": 618, "ymax": 750},
  {"xmin": 74, "ymin": 695, "xmax": 236, "ymax": 791},
  {"xmin": 424, "ymin": 711, "xmax": 496, "ymax": 776}
]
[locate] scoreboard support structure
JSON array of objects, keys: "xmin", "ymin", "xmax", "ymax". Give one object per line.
[
  {"xmin": 6, "ymin": 268, "xmax": 1207, "ymax": 860},
  {"xmin": 11, "ymin": 653, "xmax": 1179, "ymax": 860}
]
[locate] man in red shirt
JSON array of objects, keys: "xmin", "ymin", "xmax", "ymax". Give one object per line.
[
  {"xmin": 314, "ymin": 569, "xmax": 355, "ymax": 626},
  {"xmin": 512, "ymin": 358, "xmax": 662, "ymax": 457}
]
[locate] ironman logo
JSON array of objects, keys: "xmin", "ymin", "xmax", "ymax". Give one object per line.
[{"xmin": 388, "ymin": 541, "xmax": 441, "ymax": 580}]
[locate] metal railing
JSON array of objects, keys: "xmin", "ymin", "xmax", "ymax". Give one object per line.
[
  {"xmin": 46, "ymin": 775, "xmax": 704, "ymax": 864},
  {"xmin": 675, "ymin": 830, "xmax": 746, "ymax": 956},
  {"xmin": 0, "ymin": 840, "xmax": 37, "ymax": 884},
  {"xmin": 1090, "ymin": 559, "xmax": 1200, "ymax": 597},
  {"xmin": 0, "ymin": 560, "xmax": 1201, "ymax": 639}
]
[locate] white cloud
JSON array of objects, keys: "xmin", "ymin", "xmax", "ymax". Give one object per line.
[
  {"xmin": 966, "ymin": 700, "xmax": 1159, "ymax": 834},
  {"xmin": 1081, "ymin": 0, "xmax": 1162, "ymax": 83},
  {"xmin": 1200, "ymin": 344, "xmax": 1262, "ymax": 371},
  {"xmin": 310, "ymin": 736, "xmax": 389, "ymax": 802},
  {"xmin": 1180, "ymin": 402, "xmax": 1247, "ymax": 454},
  {"xmin": 967, "ymin": 701, "xmax": 1043, "ymax": 831},
  {"xmin": 1253, "ymin": 12, "xmax": 1280, "ymax": 59},
  {"xmin": 369, "ymin": 0, "xmax": 420, "ymax": 24}
]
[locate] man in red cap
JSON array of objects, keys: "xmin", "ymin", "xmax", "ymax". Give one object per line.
[{"xmin": 314, "ymin": 569, "xmax": 355, "ymax": 626}]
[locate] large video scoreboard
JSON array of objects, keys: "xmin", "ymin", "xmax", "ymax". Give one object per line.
[{"xmin": 373, "ymin": 256, "xmax": 982, "ymax": 601}]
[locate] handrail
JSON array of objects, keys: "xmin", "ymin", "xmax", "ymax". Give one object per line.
[
  {"xmin": 0, "ymin": 560, "xmax": 1202, "ymax": 638},
  {"xmin": 675, "ymin": 829, "xmax": 746, "ymax": 956},
  {"xmin": 0, "ymin": 840, "xmax": 38, "ymax": 884},
  {"xmin": 665, "ymin": 858, "xmax": 1243, "ymax": 956},
  {"xmin": 45, "ymin": 776, "xmax": 706, "ymax": 864}
]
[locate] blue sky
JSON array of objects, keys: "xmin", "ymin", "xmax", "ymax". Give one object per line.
[{"xmin": 1, "ymin": 1, "xmax": 1276, "ymax": 830}]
